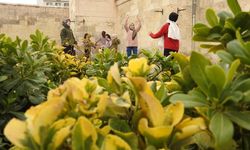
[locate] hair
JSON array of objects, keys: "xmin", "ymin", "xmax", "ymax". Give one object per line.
[
  {"xmin": 62, "ymin": 19, "xmax": 71, "ymax": 27},
  {"xmin": 106, "ymin": 34, "xmax": 111, "ymax": 40},
  {"xmin": 169, "ymin": 12, "xmax": 179, "ymax": 22},
  {"xmin": 102, "ymin": 31, "xmax": 106, "ymax": 38},
  {"xmin": 84, "ymin": 33, "xmax": 89, "ymax": 39}
]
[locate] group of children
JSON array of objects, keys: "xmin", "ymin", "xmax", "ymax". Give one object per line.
[
  {"xmin": 60, "ymin": 19, "xmax": 120, "ymax": 61},
  {"xmin": 60, "ymin": 11, "xmax": 180, "ymax": 59}
]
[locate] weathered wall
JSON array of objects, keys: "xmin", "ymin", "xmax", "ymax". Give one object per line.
[
  {"xmin": 1, "ymin": 0, "xmax": 249, "ymax": 53},
  {"xmin": 115, "ymin": 0, "xmax": 250, "ymax": 54},
  {"xmin": 70, "ymin": 0, "xmax": 117, "ymax": 42},
  {"xmin": 194, "ymin": 0, "xmax": 250, "ymax": 55},
  {"xmin": 0, "ymin": 3, "xmax": 68, "ymax": 43},
  {"xmin": 197, "ymin": 0, "xmax": 250, "ymax": 22},
  {"xmin": 115, "ymin": 0, "xmax": 193, "ymax": 54}
]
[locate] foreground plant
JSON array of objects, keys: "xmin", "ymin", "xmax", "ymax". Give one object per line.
[
  {"xmin": 4, "ymin": 58, "xmax": 207, "ymax": 150},
  {"xmin": 171, "ymin": 0, "xmax": 250, "ymax": 149}
]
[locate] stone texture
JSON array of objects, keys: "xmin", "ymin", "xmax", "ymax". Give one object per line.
[
  {"xmin": 0, "ymin": 3, "xmax": 68, "ymax": 43},
  {"xmin": 0, "ymin": 0, "xmax": 249, "ymax": 54},
  {"xmin": 69, "ymin": 0, "xmax": 117, "ymax": 43}
]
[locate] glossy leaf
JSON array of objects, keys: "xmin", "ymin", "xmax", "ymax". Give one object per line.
[
  {"xmin": 101, "ymin": 135, "xmax": 131, "ymax": 150},
  {"xmin": 170, "ymin": 89, "xmax": 208, "ymax": 108},
  {"xmin": 130, "ymin": 77, "xmax": 165, "ymax": 126},
  {"xmin": 72, "ymin": 117, "xmax": 98, "ymax": 150},
  {"xmin": 225, "ymin": 111, "xmax": 250, "ymax": 130},
  {"xmin": 190, "ymin": 51, "xmax": 211, "ymax": 95},
  {"xmin": 216, "ymin": 50, "xmax": 234, "ymax": 64},
  {"xmin": 0, "ymin": 76, "xmax": 8, "ymax": 82},
  {"xmin": 155, "ymin": 84, "xmax": 167, "ymax": 102},
  {"xmin": 164, "ymin": 102, "xmax": 184, "ymax": 126},
  {"xmin": 4, "ymin": 118, "xmax": 26, "ymax": 148},
  {"xmin": 206, "ymin": 8, "xmax": 219, "ymax": 27},
  {"xmin": 209, "ymin": 112, "xmax": 234, "ymax": 150},
  {"xmin": 227, "ymin": 0, "xmax": 242, "ymax": 15},
  {"xmin": 226, "ymin": 59, "xmax": 240, "ymax": 85},
  {"xmin": 138, "ymin": 118, "xmax": 173, "ymax": 148},
  {"xmin": 205, "ymin": 65, "xmax": 226, "ymax": 96},
  {"xmin": 109, "ymin": 119, "xmax": 138, "ymax": 150}
]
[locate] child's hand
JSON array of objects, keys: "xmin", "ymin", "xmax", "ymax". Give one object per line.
[{"xmin": 125, "ymin": 15, "xmax": 129, "ymax": 20}]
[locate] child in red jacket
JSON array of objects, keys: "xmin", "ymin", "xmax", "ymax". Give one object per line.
[{"xmin": 149, "ymin": 12, "xmax": 180, "ymax": 56}]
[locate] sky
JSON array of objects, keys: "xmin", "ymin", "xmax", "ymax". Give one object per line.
[{"xmin": 0, "ymin": 0, "xmax": 37, "ymax": 5}]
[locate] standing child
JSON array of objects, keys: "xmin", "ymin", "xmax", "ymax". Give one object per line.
[
  {"xmin": 83, "ymin": 33, "xmax": 95, "ymax": 62},
  {"xmin": 149, "ymin": 12, "xmax": 180, "ymax": 56},
  {"xmin": 105, "ymin": 34, "xmax": 112, "ymax": 48},
  {"xmin": 96, "ymin": 31, "xmax": 107, "ymax": 49},
  {"xmin": 110, "ymin": 34, "xmax": 121, "ymax": 53},
  {"xmin": 124, "ymin": 15, "xmax": 141, "ymax": 57}
]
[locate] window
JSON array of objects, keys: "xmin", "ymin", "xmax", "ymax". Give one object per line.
[
  {"xmin": 47, "ymin": 2, "xmax": 53, "ymax": 6},
  {"xmin": 64, "ymin": 3, "xmax": 69, "ymax": 6}
]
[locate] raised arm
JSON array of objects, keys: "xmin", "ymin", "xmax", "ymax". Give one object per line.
[
  {"xmin": 124, "ymin": 16, "xmax": 129, "ymax": 32},
  {"xmin": 135, "ymin": 16, "xmax": 141, "ymax": 32},
  {"xmin": 149, "ymin": 24, "xmax": 168, "ymax": 39}
]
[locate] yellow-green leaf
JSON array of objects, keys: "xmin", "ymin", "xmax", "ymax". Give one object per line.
[
  {"xmin": 101, "ymin": 135, "xmax": 132, "ymax": 150},
  {"xmin": 206, "ymin": 8, "xmax": 219, "ymax": 27},
  {"xmin": 164, "ymin": 102, "xmax": 184, "ymax": 126},
  {"xmin": 226, "ymin": 59, "xmax": 240, "ymax": 85},
  {"xmin": 130, "ymin": 77, "xmax": 165, "ymax": 126},
  {"xmin": 138, "ymin": 118, "xmax": 173, "ymax": 148},
  {"xmin": 4, "ymin": 118, "xmax": 27, "ymax": 148},
  {"xmin": 72, "ymin": 117, "xmax": 98, "ymax": 150},
  {"xmin": 108, "ymin": 63, "xmax": 122, "ymax": 85}
]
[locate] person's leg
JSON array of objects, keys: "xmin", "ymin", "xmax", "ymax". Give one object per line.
[
  {"xmin": 64, "ymin": 46, "xmax": 71, "ymax": 54},
  {"xmin": 70, "ymin": 46, "xmax": 76, "ymax": 56},
  {"xmin": 132, "ymin": 47, "xmax": 138, "ymax": 55},
  {"xmin": 164, "ymin": 49, "xmax": 170, "ymax": 57},
  {"xmin": 164, "ymin": 49, "xmax": 177, "ymax": 57},
  {"xmin": 127, "ymin": 47, "xmax": 132, "ymax": 57}
]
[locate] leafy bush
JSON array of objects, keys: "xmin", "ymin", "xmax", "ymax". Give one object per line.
[
  {"xmin": 0, "ymin": 31, "xmax": 55, "ymax": 148},
  {"xmin": 193, "ymin": 0, "xmax": 250, "ymax": 67},
  {"xmin": 0, "ymin": 30, "xmax": 87, "ymax": 149},
  {"xmin": 171, "ymin": 0, "xmax": 250, "ymax": 149},
  {"xmin": 84, "ymin": 48, "xmax": 125, "ymax": 78},
  {"xmin": 140, "ymin": 49, "xmax": 179, "ymax": 82},
  {"xmin": 4, "ymin": 58, "xmax": 208, "ymax": 150}
]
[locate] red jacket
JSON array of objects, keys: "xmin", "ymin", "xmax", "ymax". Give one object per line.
[{"xmin": 150, "ymin": 23, "xmax": 179, "ymax": 51}]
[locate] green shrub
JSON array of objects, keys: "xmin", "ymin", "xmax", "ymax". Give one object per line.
[{"xmin": 171, "ymin": 0, "xmax": 250, "ymax": 149}]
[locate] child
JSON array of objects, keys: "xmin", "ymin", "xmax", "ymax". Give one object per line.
[
  {"xmin": 110, "ymin": 34, "xmax": 121, "ymax": 53},
  {"xmin": 105, "ymin": 34, "xmax": 112, "ymax": 48},
  {"xmin": 82, "ymin": 33, "xmax": 95, "ymax": 61},
  {"xmin": 149, "ymin": 12, "xmax": 180, "ymax": 56},
  {"xmin": 96, "ymin": 31, "xmax": 107, "ymax": 49},
  {"xmin": 124, "ymin": 15, "xmax": 141, "ymax": 57}
]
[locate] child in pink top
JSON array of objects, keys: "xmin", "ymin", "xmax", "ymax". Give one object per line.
[{"xmin": 124, "ymin": 16, "xmax": 141, "ymax": 57}]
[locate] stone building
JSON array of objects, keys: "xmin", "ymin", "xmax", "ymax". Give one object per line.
[
  {"xmin": 0, "ymin": 3, "xmax": 69, "ymax": 43},
  {"xmin": 69, "ymin": 0, "xmax": 250, "ymax": 53},
  {"xmin": 37, "ymin": 0, "xmax": 69, "ymax": 7},
  {"xmin": 1, "ymin": 0, "xmax": 249, "ymax": 54}
]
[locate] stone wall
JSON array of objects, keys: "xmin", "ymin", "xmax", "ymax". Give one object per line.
[
  {"xmin": 115, "ymin": 0, "xmax": 193, "ymax": 54},
  {"xmin": 0, "ymin": 3, "xmax": 68, "ymax": 43},
  {"xmin": 70, "ymin": 0, "xmax": 193, "ymax": 54},
  {"xmin": 197, "ymin": 0, "xmax": 250, "ymax": 22},
  {"xmin": 1, "ymin": 0, "xmax": 249, "ymax": 53},
  {"xmin": 70, "ymin": 0, "xmax": 117, "ymax": 42},
  {"xmin": 194, "ymin": 0, "xmax": 250, "ymax": 53}
]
